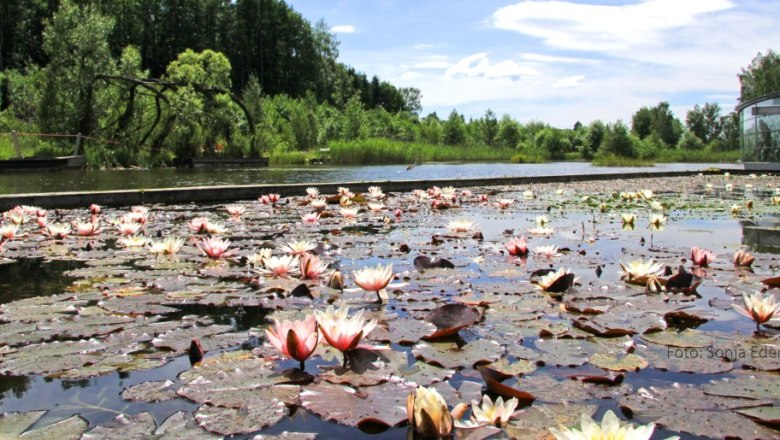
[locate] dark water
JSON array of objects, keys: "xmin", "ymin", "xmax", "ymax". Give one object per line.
[{"xmin": 0, "ymin": 162, "xmax": 739, "ymax": 194}]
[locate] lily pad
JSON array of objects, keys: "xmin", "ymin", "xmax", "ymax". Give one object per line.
[
  {"xmin": 505, "ymin": 403, "xmax": 598, "ymax": 440},
  {"xmin": 19, "ymin": 415, "xmax": 88, "ymax": 440},
  {"xmin": 154, "ymin": 411, "xmax": 219, "ymax": 439},
  {"xmin": 81, "ymin": 412, "xmax": 157, "ymax": 439},
  {"xmin": 300, "ymin": 380, "xmax": 415, "ymax": 427},
  {"xmin": 589, "ymin": 352, "xmax": 648, "ymax": 371},
  {"xmin": 734, "ymin": 406, "xmax": 780, "ymax": 428},
  {"xmin": 413, "ymin": 339, "xmax": 502, "ymax": 369},
  {"xmin": 423, "ymin": 304, "xmax": 481, "ymax": 340},
  {"xmin": 0, "ymin": 411, "xmax": 46, "ymax": 437},
  {"xmin": 121, "ymin": 380, "xmax": 177, "ymax": 402},
  {"xmin": 195, "ymin": 401, "xmax": 287, "ymax": 435}
]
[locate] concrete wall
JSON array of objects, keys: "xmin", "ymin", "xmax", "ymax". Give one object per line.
[{"xmin": 0, "ymin": 169, "xmax": 754, "ymax": 210}]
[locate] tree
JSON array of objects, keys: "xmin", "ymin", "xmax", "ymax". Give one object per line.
[
  {"xmin": 685, "ymin": 102, "xmax": 722, "ymax": 145},
  {"xmin": 442, "ymin": 109, "xmax": 466, "ymax": 146},
  {"xmin": 479, "ymin": 109, "xmax": 499, "ymax": 147},
  {"xmin": 739, "ymin": 50, "xmax": 780, "ymax": 103},
  {"xmin": 582, "ymin": 120, "xmax": 605, "ymax": 159},
  {"xmin": 677, "ymin": 130, "xmax": 704, "ymax": 150},
  {"xmin": 533, "ymin": 127, "xmax": 567, "ymax": 160},
  {"xmin": 631, "ymin": 101, "xmax": 682, "ymax": 147},
  {"xmin": 39, "ymin": 0, "xmax": 116, "ymax": 137},
  {"xmin": 399, "ymin": 87, "xmax": 422, "ymax": 115},
  {"xmin": 497, "ymin": 115, "xmax": 521, "ymax": 149},
  {"xmin": 599, "ymin": 121, "xmax": 636, "ymax": 157}
]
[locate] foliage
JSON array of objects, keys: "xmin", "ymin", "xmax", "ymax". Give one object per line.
[
  {"xmin": 685, "ymin": 102, "xmax": 722, "ymax": 145},
  {"xmin": 739, "ymin": 50, "xmax": 780, "ymax": 103},
  {"xmin": 328, "ymin": 138, "xmax": 513, "ymax": 165},
  {"xmin": 630, "ymin": 101, "xmax": 683, "ymax": 147},
  {"xmin": 591, "ymin": 153, "xmax": 653, "ymax": 167},
  {"xmin": 677, "ymin": 130, "xmax": 705, "ymax": 150},
  {"xmin": 600, "ymin": 121, "xmax": 637, "ymax": 158}
]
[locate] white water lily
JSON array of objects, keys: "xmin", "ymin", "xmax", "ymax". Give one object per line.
[
  {"xmin": 620, "ymin": 259, "xmax": 664, "ymax": 284},
  {"xmin": 148, "ymin": 236, "xmax": 185, "ymax": 255},
  {"xmin": 448, "ymin": 219, "xmax": 478, "ymax": 233},
  {"xmin": 536, "ymin": 215, "xmax": 549, "ymax": 226},
  {"xmin": 246, "ymin": 248, "xmax": 273, "ymax": 267},
  {"xmin": 533, "ymin": 245, "xmax": 560, "ymax": 259},
  {"xmin": 469, "ymin": 395, "xmax": 518, "ymax": 427},
  {"xmin": 528, "ymin": 225, "xmax": 555, "ymax": 235},
  {"xmin": 280, "ymin": 239, "xmax": 317, "ymax": 256},
  {"xmin": 340, "ymin": 206, "xmax": 359, "ymax": 218},
  {"xmin": 549, "ymin": 410, "xmax": 657, "ymax": 440}
]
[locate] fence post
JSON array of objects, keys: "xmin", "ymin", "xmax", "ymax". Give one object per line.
[
  {"xmin": 11, "ymin": 130, "xmax": 22, "ymax": 158},
  {"xmin": 73, "ymin": 133, "xmax": 82, "ymax": 156}
]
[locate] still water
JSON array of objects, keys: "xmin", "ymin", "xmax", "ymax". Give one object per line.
[{"xmin": 0, "ymin": 162, "xmax": 739, "ymax": 194}]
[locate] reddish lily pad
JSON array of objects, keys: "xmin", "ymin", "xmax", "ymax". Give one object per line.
[
  {"xmin": 414, "ymin": 255, "xmax": 455, "ymax": 271},
  {"xmin": 505, "ymin": 403, "xmax": 598, "ymax": 440},
  {"xmin": 573, "ymin": 312, "xmax": 666, "ymax": 337},
  {"xmin": 477, "ymin": 365, "xmax": 535, "ymax": 406},
  {"xmin": 300, "ymin": 380, "xmax": 415, "ymax": 427},
  {"xmin": 368, "ymin": 318, "xmax": 437, "ymax": 345},
  {"xmin": 423, "ymin": 304, "xmax": 481, "ymax": 340}
]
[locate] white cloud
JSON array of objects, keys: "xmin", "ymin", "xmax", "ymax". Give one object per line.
[
  {"xmin": 413, "ymin": 43, "xmax": 439, "ymax": 50},
  {"xmin": 552, "ymin": 75, "xmax": 585, "ymax": 89},
  {"xmin": 445, "ymin": 53, "xmax": 540, "ymax": 80},
  {"xmin": 492, "ymin": 0, "xmax": 734, "ymax": 51},
  {"xmin": 520, "ymin": 53, "xmax": 598, "ymax": 65},
  {"xmin": 331, "ymin": 25, "xmax": 355, "ymax": 34},
  {"xmin": 413, "ymin": 61, "xmax": 451, "ymax": 70},
  {"xmin": 400, "ymin": 71, "xmax": 424, "ymax": 80}
]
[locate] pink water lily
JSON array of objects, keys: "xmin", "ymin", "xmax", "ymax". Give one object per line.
[
  {"xmin": 733, "ymin": 291, "xmax": 780, "ymax": 331},
  {"xmin": 301, "ymin": 212, "xmax": 320, "ymax": 224},
  {"xmin": 116, "ymin": 222, "xmax": 142, "ymax": 236},
  {"xmin": 504, "ymin": 236, "xmax": 528, "ymax": 257},
  {"xmin": 353, "ymin": 263, "xmax": 395, "ymax": 303},
  {"xmin": 314, "ymin": 304, "xmax": 376, "ymax": 364},
  {"xmin": 266, "ymin": 314, "xmax": 319, "ymax": 370},
  {"xmin": 733, "ymin": 249, "xmax": 755, "ymax": 267},
  {"xmin": 196, "ymin": 237, "xmax": 236, "ymax": 259},
  {"xmin": 73, "ymin": 221, "xmax": 101, "ymax": 237},
  {"xmin": 45, "ymin": 223, "xmax": 71, "ymax": 239},
  {"xmin": 89, "ymin": 204, "xmax": 101, "ymax": 215},
  {"xmin": 225, "ymin": 204, "xmax": 246, "ymax": 217},
  {"xmin": 259, "ymin": 255, "xmax": 299, "ymax": 278},
  {"xmin": 300, "ymin": 253, "xmax": 330, "ymax": 279},
  {"xmin": 691, "ymin": 246, "xmax": 716, "ymax": 267},
  {"xmin": 0, "ymin": 224, "xmax": 19, "ymax": 241}
]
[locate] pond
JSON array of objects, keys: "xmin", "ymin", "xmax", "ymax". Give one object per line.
[
  {"xmin": 0, "ymin": 173, "xmax": 778, "ymax": 439},
  {"xmin": 0, "ymin": 162, "xmax": 739, "ymax": 194}
]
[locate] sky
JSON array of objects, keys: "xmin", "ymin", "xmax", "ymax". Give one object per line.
[{"xmin": 285, "ymin": 0, "xmax": 778, "ymax": 128}]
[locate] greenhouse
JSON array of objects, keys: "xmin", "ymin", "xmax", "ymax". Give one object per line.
[{"xmin": 740, "ymin": 91, "xmax": 780, "ymax": 167}]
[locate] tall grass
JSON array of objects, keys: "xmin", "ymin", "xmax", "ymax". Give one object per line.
[
  {"xmin": 328, "ymin": 138, "xmax": 514, "ymax": 165},
  {"xmin": 591, "ymin": 154, "xmax": 654, "ymax": 167},
  {"xmin": 653, "ymin": 148, "xmax": 740, "ymax": 163},
  {"xmin": 268, "ymin": 150, "xmax": 316, "ymax": 165}
]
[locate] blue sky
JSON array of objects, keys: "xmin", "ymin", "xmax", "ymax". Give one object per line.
[{"xmin": 286, "ymin": 0, "xmax": 778, "ymax": 127}]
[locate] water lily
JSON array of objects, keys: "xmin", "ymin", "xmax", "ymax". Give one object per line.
[
  {"xmin": 648, "ymin": 214, "xmax": 666, "ymax": 230},
  {"xmin": 246, "ymin": 248, "xmax": 273, "ymax": 267},
  {"xmin": 131, "ymin": 206, "xmax": 148, "ymax": 216},
  {"xmin": 523, "ymin": 189, "xmax": 534, "ymax": 199},
  {"xmin": 690, "ymin": 246, "xmax": 716, "ymax": 267},
  {"xmin": 0, "ymin": 224, "xmax": 19, "ymax": 240},
  {"xmin": 337, "ymin": 187, "xmax": 352, "ymax": 197},
  {"xmin": 306, "ymin": 187, "xmax": 319, "ymax": 198},
  {"xmin": 504, "ymin": 236, "xmax": 528, "ymax": 256},
  {"xmin": 340, "ymin": 206, "xmax": 359, "ymax": 219},
  {"xmin": 266, "ymin": 314, "xmax": 319, "ymax": 370},
  {"xmin": 469, "ymin": 395, "xmax": 518, "ymax": 428},
  {"xmin": 148, "ymin": 236, "xmax": 185, "ymax": 255},
  {"xmin": 117, "ymin": 235, "xmax": 148, "ymax": 248},
  {"xmin": 260, "ymin": 255, "xmax": 299, "ymax": 278},
  {"xmin": 123, "ymin": 211, "xmax": 148, "ymax": 225},
  {"xmin": 549, "ymin": 410, "xmax": 656, "ymax": 440},
  {"xmin": 406, "ymin": 386, "xmax": 454, "ymax": 439},
  {"xmin": 536, "ymin": 268, "xmax": 577, "ymax": 293},
  {"xmin": 495, "ymin": 198, "xmax": 514, "ymax": 209},
  {"xmin": 353, "ymin": 263, "xmax": 395, "ymax": 303},
  {"xmin": 733, "ymin": 291, "xmax": 780, "ymax": 331},
  {"xmin": 73, "ymin": 221, "xmax": 101, "ymax": 237},
  {"xmin": 533, "ymin": 245, "xmax": 560, "ymax": 259},
  {"xmin": 7, "ymin": 211, "xmax": 27, "ymax": 225},
  {"xmin": 394, "ymin": 208, "xmax": 403, "ymax": 218},
  {"xmin": 89, "ymin": 204, "xmax": 101, "ymax": 215},
  {"xmin": 280, "ymin": 239, "xmax": 317, "ymax": 256},
  {"xmin": 440, "ymin": 186, "xmax": 457, "ymax": 201},
  {"xmin": 367, "ymin": 201, "xmax": 385, "ymax": 213},
  {"xmin": 258, "ymin": 193, "xmax": 281, "ymax": 205},
  {"xmin": 448, "ymin": 219, "xmax": 477, "ymax": 233},
  {"xmin": 310, "ymin": 198, "xmax": 327, "ymax": 210},
  {"xmin": 621, "ymin": 213, "xmax": 636, "ymax": 225},
  {"xmin": 733, "ymin": 249, "xmax": 755, "ymax": 267},
  {"xmin": 314, "ymin": 304, "xmax": 376, "ymax": 362},
  {"xmin": 225, "ymin": 204, "xmax": 246, "ymax": 217},
  {"xmin": 730, "ymin": 204, "xmax": 742, "ymax": 215},
  {"xmin": 300, "ymin": 253, "xmax": 330, "ymax": 280},
  {"xmin": 535, "ymin": 215, "xmax": 550, "ymax": 226},
  {"xmin": 189, "ymin": 217, "xmax": 226, "ymax": 235},
  {"xmin": 528, "ymin": 226, "xmax": 555, "ymax": 235},
  {"xmin": 639, "ymin": 189, "xmax": 654, "ymax": 199},
  {"xmin": 45, "ymin": 223, "xmax": 71, "ymax": 239},
  {"xmin": 367, "ymin": 186, "xmax": 384, "ymax": 199},
  {"xmin": 301, "ymin": 212, "xmax": 320, "ymax": 224},
  {"xmin": 620, "ymin": 259, "xmax": 664, "ymax": 285},
  {"xmin": 197, "ymin": 237, "xmax": 236, "ymax": 259},
  {"xmin": 116, "ymin": 222, "xmax": 142, "ymax": 236}
]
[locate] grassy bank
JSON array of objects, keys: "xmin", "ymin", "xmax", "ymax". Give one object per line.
[
  {"xmin": 327, "ymin": 138, "xmax": 514, "ymax": 165},
  {"xmin": 592, "ymin": 148, "xmax": 741, "ymax": 167}
]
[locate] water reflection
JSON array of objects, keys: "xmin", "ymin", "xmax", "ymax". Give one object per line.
[
  {"xmin": 0, "ymin": 375, "xmax": 30, "ymax": 400},
  {"xmin": 0, "ymin": 162, "xmax": 739, "ymax": 194},
  {"xmin": 0, "ymin": 258, "xmax": 83, "ymax": 304},
  {"xmin": 742, "ymin": 219, "xmax": 780, "ymax": 252}
]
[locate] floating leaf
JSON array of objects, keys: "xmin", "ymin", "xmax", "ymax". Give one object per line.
[
  {"xmin": 505, "ymin": 403, "xmax": 598, "ymax": 440},
  {"xmin": 81, "ymin": 412, "xmax": 156, "ymax": 439},
  {"xmin": 0, "ymin": 411, "xmax": 46, "ymax": 437},
  {"xmin": 300, "ymin": 381, "xmax": 414, "ymax": 427},
  {"xmin": 734, "ymin": 406, "xmax": 780, "ymax": 428},
  {"xmin": 703, "ymin": 372, "xmax": 780, "ymax": 400},
  {"xmin": 414, "ymin": 256, "xmax": 455, "ymax": 271},
  {"xmin": 195, "ymin": 400, "xmax": 287, "ymax": 435},
  {"xmin": 589, "ymin": 352, "xmax": 648, "ymax": 372},
  {"xmin": 121, "ymin": 380, "xmax": 176, "ymax": 402},
  {"xmin": 413, "ymin": 339, "xmax": 502, "ymax": 369},
  {"xmin": 478, "ymin": 365, "xmax": 535, "ymax": 406},
  {"xmin": 424, "ymin": 304, "xmax": 481, "ymax": 340},
  {"xmin": 19, "ymin": 415, "xmax": 88, "ymax": 440},
  {"xmin": 154, "ymin": 411, "xmax": 219, "ymax": 439}
]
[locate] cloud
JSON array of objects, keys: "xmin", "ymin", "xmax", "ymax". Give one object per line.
[
  {"xmin": 400, "ymin": 71, "xmax": 424, "ymax": 80},
  {"xmin": 330, "ymin": 25, "xmax": 355, "ymax": 34},
  {"xmin": 445, "ymin": 53, "xmax": 540, "ymax": 80},
  {"xmin": 413, "ymin": 43, "xmax": 439, "ymax": 50},
  {"xmin": 492, "ymin": 0, "xmax": 734, "ymax": 51},
  {"xmin": 552, "ymin": 75, "xmax": 585, "ymax": 89},
  {"xmin": 520, "ymin": 53, "xmax": 598, "ymax": 65}
]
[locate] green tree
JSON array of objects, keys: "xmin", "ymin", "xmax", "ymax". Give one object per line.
[
  {"xmin": 685, "ymin": 102, "xmax": 722, "ymax": 145},
  {"xmin": 399, "ymin": 87, "xmax": 422, "ymax": 115},
  {"xmin": 599, "ymin": 121, "xmax": 636, "ymax": 157},
  {"xmin": 479, "ymin": 109, "xmax": 499, "ymax": 147},
  {"xmin": 582, "ymin": 120, "xmax": 605, "ymax": 159},
  {"xmin": 39, "ymin": 0, "xmax": 116, "ymax": 136},
  {"xmin": 631, "ymin": 101, "xmax": 682, "ymax": 147},
  {"xmin": 442, "ymin": 109, "xmax": 466, "ymax": 146},
  {"xmin": 497, "ymin": 114, "xmax": 521, "ymax": 149},
  {"xmin": 739, "ymin": 50, "xmax": 780, "ymax": 103},
  {"xmin": 533, "ymin": 127, "xmax": 568, "ymax": 160},
  {"xmin": 677, "ymin": 130, "xmax": 704, "ymax": 150},
  {"xmin": 419, "ymin": 112, "xmax": 443, "ymax": 145}
]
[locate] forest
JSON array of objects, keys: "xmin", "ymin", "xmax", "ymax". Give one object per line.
[{"xmin": 0, "ymin": 0, "xmax": 776, "ymax": 167}]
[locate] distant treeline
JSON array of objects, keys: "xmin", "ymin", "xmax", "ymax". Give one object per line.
[{"xmin": 0, "ymin": 1, "xmax": 774, "ymax": 167}]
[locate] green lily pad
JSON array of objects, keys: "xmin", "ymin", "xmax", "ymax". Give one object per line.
[
  {"xmin": 505, "ymin": 403, "xmax": 598, "ymax": 440},
  {"xmin": 413, "ymin": 339, "xmax": 502, "ymax": 369},
  {"xmin": 300, "ymin": 381, "xmax": 415, "ymax": 427},
  {"xmin": 19, "ymin": 415, "xmax": 88, "ymax": 440},
  {"xmin": 81, "ymin": 412, "xmax": 156, "ymax": 439},
  {"xmin": 0, "ymin": 411, "xmax": 46, "ymax": 437},
  {"xmin": 589, "ymin": 352, "xmax": 648, "ymax": 372},
  {"xmin": 121, "ymin": 380, "xmax": 177, "ymax": 402},
  {"xmin": 195, "ymin": 400, "xmax": 287, "ymax": 435},
  {"xmin": 154, "ymin": 411, "xmax": 219, "ymax": 439}
]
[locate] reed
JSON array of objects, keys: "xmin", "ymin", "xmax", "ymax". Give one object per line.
[{"xmin": 327, "ymin": 138, "xmax": 514, "ymax": 165}]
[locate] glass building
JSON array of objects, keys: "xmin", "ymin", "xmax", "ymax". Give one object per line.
[{"xmin": 739, "ymin": 91, "xmax": 780, "ymax": 164}]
